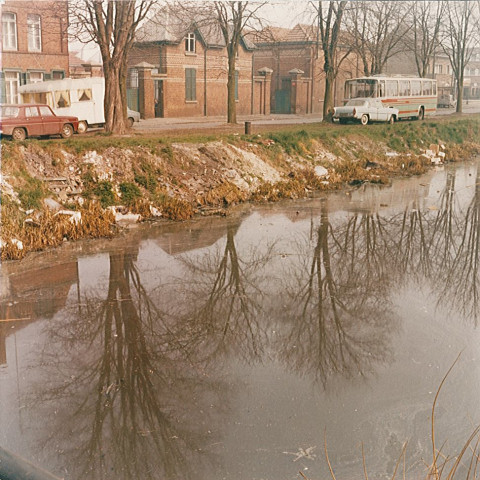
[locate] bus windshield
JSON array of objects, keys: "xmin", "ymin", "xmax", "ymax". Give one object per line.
[{"xmin": 345, "ymin": 79, "xmax": 378, "ymax": 99}]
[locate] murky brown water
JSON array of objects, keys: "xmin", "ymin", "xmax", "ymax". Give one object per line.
[{"xmin": 1, "ymin": 159, "xmax": 480, "ymax": 480}]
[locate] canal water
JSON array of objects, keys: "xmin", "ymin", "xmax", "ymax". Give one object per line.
[{"xmin": 1, "ymin": 159, "xmax": 480, "ymax": 480}]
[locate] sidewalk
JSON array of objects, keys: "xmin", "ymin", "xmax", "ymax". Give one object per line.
[{"xmin": 132, "ymin": 112, "xmax": 324, "ymax": 132}]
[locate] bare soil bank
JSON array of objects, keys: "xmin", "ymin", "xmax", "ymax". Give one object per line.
[{"xmin": 2, "ymin": 116, "xmax": 480, "ymax": 260}]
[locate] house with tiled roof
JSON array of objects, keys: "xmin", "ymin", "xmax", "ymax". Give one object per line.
[
  {"xmin": 127, "ymin": 16, "xmax": 272, "ymax": 119},
  {"xmin": 251, "ymin": 24, "xmax": 361, "ymax": 114}
]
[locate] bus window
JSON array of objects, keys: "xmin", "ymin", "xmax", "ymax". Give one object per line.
[
  {"xmin": 344, "ymin": 79, "xmax": 377, "ymax": 98},
  {"xmin": 78, "ymin": 89, "xmax": 92, "ymax": 101},
  {"xmin": 386, "ymin": 80, "xmax": 398, "ymax": 97},
  {"xmin": 411, "ymin": 80, "xmax": 421, "ymax": 96},
  {"xmin": 399, "ymin": 80, "xmax": 410, "ymax": 96},
  {"xmin": 423, "ymin": 81, "xmax": 432, "ymax": 95},
  {"xmin": 55, "ymin": 90, "xmax": 71, "ymax": 108}
]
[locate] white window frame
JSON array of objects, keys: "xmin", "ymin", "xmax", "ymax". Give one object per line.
[
  {"xmin": 5, "ymin": 71, "xmax": 20, "ymax": 104},
  {"xmin": 28, "ymin": 71, "xmax": 44, "ymax": 83},
  {"xmin": 27, "ymin": 14, "xmax": 42, "ymax": 52},
  {"xmin": 2, "ymin": 12, "xmax": 18, "ymax": 51},
  {"xmin": 185, "ymin": 33, "xmax": 196, "ymax": 53}
]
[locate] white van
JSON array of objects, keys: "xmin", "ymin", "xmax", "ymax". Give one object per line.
[{"xmin": 18, "ymin": 77, "xmax": 139, "ymax": 133}]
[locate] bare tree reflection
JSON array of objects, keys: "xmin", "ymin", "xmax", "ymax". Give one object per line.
[
  {"xmin": 176, "ymin": 221, "xmax": 274, "ymax": 363},
  {"xmin": 437, "ymin": 165, "xmax": 480, "ymax": 324},
  {"xmin": 276, "ymin": 202, "xmax": 395, "ymax": 385},
  {"xmin": 32, "ymin": 251, "xmax": 224, "ymax": 480},
  {"xmin": 393, "ymin": 201, "xmax": 434, "ymax": 279}
]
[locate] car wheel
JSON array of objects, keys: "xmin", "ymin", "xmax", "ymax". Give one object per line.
[
  {"xmin": 418, "ymin": 107, "xmax": 425, "ymax": 121},
  {"xmin": 61, "ymin": 124, "xmax": 73, "ymax": 139},
  {"xmin": 388, "ymin": 115, "xmax": 395, "ymax": 125},
  {"xmin": 360, "ymin": 114, "xmax": 369, "ymax": 126},
  {"xmin": 127, "ymin": 117, "xmax": 134, "ymax": 128},
  {"xmin": 77, "ymin": 121, "xmax": 88, "ymax": 134},
  {"xmin": 12, "ymin": 127, "xmax": 27, "ymax": 141}
]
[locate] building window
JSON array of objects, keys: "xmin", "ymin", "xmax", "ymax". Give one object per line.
[
  {"xmin": 235, "ymin": 71, "xmax": 239, "ymax": 100},
  {"xmin": 5, "ymin": 71, "xmax": 20, "ymax": 103},
  {"xmin": 185, "ymin": 68, "xmax": 196, "ymax": 101},
  {"xmin": 185, "ymin": 33, "xmax": 196, "ymax": 53},
  {"xmin": 52, "ymin": 70, "xmax": 65, "ymax": 80},
  {"xmin": 27, "ymin": 14, "xmax": 42, "ymax": 52},
  {"xmin": 28, "ymin": 71, "xmax": 44, "ymax": 84},
  {"xmin": 2, "ymin": 12, "xmax": 17, "ymax": 51}
]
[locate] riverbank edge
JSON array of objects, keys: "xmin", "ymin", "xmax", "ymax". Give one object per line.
[{"xmin": 2, "ymin": 116, "xmax": 480, "ymax": 261}]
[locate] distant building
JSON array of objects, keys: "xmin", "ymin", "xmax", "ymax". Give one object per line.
[
  {"xmin": 251, "ymin": 24, "xmax": 361, "ymax": 114},
  {"xmin": 385, "ymin": 48, "xmax": 480, "ymax": 100},
  {"xmin": 69, "ymin": 51, "xmax": 103, "ymax": 79},
  {"xmin": 1, "ymin": 0, "xmax": 69, "ymax": 103},
  {"xmin": 127, "ymin": 17, "xmax": 271, "ymax": 119},
  {"xmin": 464, "ymin": 49, "xmax": 480, "ymax": 100}
]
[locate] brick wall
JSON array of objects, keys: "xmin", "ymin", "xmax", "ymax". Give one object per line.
[
  {"xmin": 1, "ymin": 0, "xmax": 69, "ymax": 102},
  {"xmin": 128, "ymin": 38, "xmax": 255, "ymax": 118},
  {"xmin": 255, "ymin": 41, "xmax": 361, "ymax": 114}
]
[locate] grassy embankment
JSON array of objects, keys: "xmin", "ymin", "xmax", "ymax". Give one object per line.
[{"xmin": 1, "ymin": 115, "xmax": 480, "ymax": 260}]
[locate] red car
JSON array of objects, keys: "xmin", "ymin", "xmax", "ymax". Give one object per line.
[{"xmin": 0, "ymin": 104, "xmax": 79, "ymax": 140}]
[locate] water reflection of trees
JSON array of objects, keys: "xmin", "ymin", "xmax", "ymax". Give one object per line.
[
  {"xmin": 435, "ymin": 167, "xmax": 480, "ymax": 325},
  {"xmin": 276, "ymin": 204, "xmax": 395, "ymax": 384},
  {"xmin": 35, "ymin": 251, "xmax": 224, "ymax": 480},
  {"xmin": 25, "ymin": 160, "xmax": 480, "ymax": 477},
  {"xmin": 175, "ymin": 221, "xmax": 273, "ymax": 363}
]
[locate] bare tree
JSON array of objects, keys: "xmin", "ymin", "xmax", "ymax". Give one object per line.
[
  {"xmin": 208, "ymin": 1, "xmax": 266, "ymax": 124},
  {"xmin": 70, "ymin": 0, "xmax": 154, "ymax": 133},
  {"xmin": 440, "ymin": 0, "xmax": 479, "ymax": 113},
  {"xmin": 347, "ymin": 1, "xmax": 410, "ymax": 76},
  {"xmin": 404, "ymin": 0, "xmax": 446, "ymax": 78},
  {"xmin": 311, "ymin": 1, "xmax": 349, "ymax": 119}
]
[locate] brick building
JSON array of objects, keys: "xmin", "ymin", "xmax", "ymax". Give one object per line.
[
  {"xmin": 1, "ymin": 0, "xmax": 69, "ymax": 104},
  {"xmin": 127, "ymin": 18, "xmax": 272, "ymax": 119},
  {"xmin": 251, "ymin": 25, "xmax": 361, "ymax": 114}
]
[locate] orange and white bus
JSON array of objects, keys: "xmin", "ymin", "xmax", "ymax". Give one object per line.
[{"xmin": 343, "ymin": 75, "xmax": 437, "ymax": 120}]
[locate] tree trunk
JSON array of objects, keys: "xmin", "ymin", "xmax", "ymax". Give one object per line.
[
  {"xmin": 104, "ymin": 65, "xmax": 127, "ymax": 134},
  {"xmin": 227, "ymin": 50, "xmax": 237, "ymax": 124},
  {"xmin": 323, "ymin": 70, "xmax": 335, "ymax": 120},
  {"xmin": 456, "ymin": 75, "xmax": 464, "ymax": 114}
]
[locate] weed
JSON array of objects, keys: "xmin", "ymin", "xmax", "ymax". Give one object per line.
[
  {"xmin": 119, "ymin": 182, "xmax": 142, "ymax": 206},
  {"xmin": 93, "ymin": 181, "xmax": 116, "ymax": 208},
  {"xmin": 17, "ymin": 176, "xmax": 45, "ymax": 209}
]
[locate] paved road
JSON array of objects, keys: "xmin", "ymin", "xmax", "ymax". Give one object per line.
[{"xmin": 131, "ymin": 100, "xmax": 480, "ymax": 134}]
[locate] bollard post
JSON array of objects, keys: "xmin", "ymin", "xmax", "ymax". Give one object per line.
[{"xmin": 244, "ymin": 121, "xmax": 251, "ymax": 134}]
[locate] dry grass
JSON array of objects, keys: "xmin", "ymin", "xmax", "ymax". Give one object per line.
[{"xmin": 1, "ymin": 202, "xmax": 116, "ymax": 261}]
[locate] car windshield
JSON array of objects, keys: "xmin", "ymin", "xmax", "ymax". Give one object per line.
[
  {"xmin": 346, "ymin": 99, "xmax": 368, "ymax": 107},
  {"xmin": 1, "ymin": 106, "xmax": 19, "ymax": 118}
]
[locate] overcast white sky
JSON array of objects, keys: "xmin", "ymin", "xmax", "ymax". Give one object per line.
[{"xmin": 72, "ymin": 0, "xmax": 314, "ymax": 61}]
